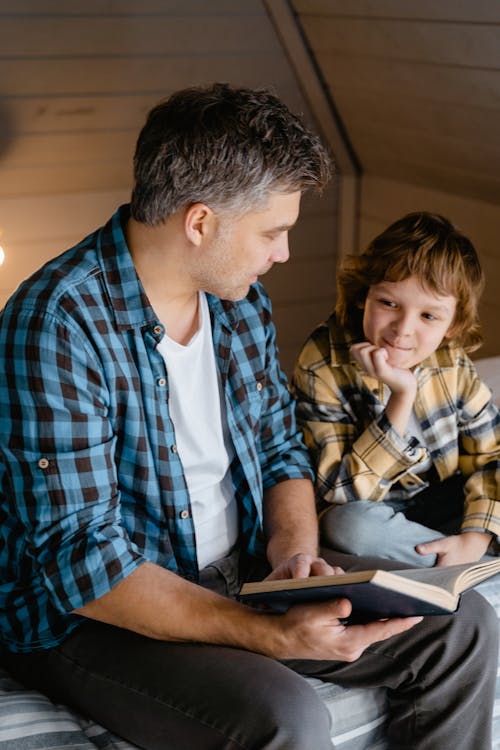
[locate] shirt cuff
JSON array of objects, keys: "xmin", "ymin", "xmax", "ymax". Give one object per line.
[{"xmin": 352, "ymin": 413, "xmax": 428, "ymax": 481}]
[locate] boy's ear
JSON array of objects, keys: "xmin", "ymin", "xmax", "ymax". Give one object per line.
[{"xmin": 184, "ymin": 203, "xmax": 216, "ymax": 247}]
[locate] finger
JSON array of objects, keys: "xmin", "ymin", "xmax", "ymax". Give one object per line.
[
  {"xmin": 323, "ymin": 597, "xmax": 352, "ymax": 621},
  {"xmin": 350, "ymin": 342, "xmax": 374, "ymax": 354},
  {"xmin": 350, "ymin": 342, "xmax": 377, "ymax": 369},
  {"xmin": 289, "ymin": 554, "xmax": 315, "ymax": 579},
  {"xmin": 371, "ymin": 616, "xmax": 423, "ymax": 642},
  {"xmin": 309, "ymin": 558, "xmax": 338, "ymax": 577},
  {"xmin": 416, "ymin": 540, "xmax": 445, "ymax": 555},
  {"xmin": 370, "ymin": 347, "xmax": 390, "ymax": 376},
  {"xmin": 333, "ymin": 615, "xmax": 423, "ymax": 662},
  {"xmin": 352, "ymin": 616, "xmax": 423, "ymax": 647},
  {"xmin": 355, "ymin": 345, "xmax": 387, "ymax": 379}
]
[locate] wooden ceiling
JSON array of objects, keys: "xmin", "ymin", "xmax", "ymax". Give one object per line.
[
  {"xmin": 2, "ymin": 1, "xmax": 498, "ymax": 209},
  {"xmin": 291, "ymin": 0, "xmax": 500, "ymax": 206},
  {"xmin": 0, "ymin": 0, "xmax": 311, "ymax": 200}
]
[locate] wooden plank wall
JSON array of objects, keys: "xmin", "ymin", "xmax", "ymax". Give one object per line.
[
  {"xmin": 0, "ymin": 0, "xmax": 338, "ymax": 376},
  {"xmin": 291, "ymin": 0, "xmax": 500, "ymax": 360},
  {"xmin": 293, "ymin": 0, "xmax": 500, "ymax": 210},
  {"xmin": 360, "ymin": 176, "xmax": 500, "ymax": 359}
]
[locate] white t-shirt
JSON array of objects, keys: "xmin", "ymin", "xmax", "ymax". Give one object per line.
[{"xmin": 156, "ymin": 292, "xmax": 238, "ymax": 569}]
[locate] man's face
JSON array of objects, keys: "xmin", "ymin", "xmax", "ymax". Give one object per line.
[
  {"xmin": 362, "ymin": 275, "xmax": 457, "ymax": 369},
  {"xmin": 193, "ymin": 191, "xmax": 301, "ymax": 301}
]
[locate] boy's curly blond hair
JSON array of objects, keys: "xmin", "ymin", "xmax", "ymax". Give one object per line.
[{"xmin": 336, "ymin": 212, "xmax": 484, "ymax": 352}]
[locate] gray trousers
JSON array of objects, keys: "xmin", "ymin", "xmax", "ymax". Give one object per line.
[{"xmin": 4, "ymin": 549, "xmax": 498, "ymax": 750}]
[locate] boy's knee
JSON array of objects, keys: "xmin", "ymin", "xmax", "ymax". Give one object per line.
[{"xmin": 321, "ymin": 502, "xmax": 382, "ymax": 556}]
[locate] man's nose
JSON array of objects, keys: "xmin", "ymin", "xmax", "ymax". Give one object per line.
[{"xmin": 272, "ymin": 236, "xmax": 290, "ymax": 264}]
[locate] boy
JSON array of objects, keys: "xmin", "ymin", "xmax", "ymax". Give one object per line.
[
  {"xmin": 294, "ymin": 211, "xmax": 500, "ymax": 568},
  {"xmin": 5, "ymin": 87, "xmax": 493, "ymax": 750}
]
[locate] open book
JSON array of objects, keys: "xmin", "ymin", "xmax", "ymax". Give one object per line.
[{"xmin": 238, "ymin": 558, "xmax": 500, "ymax": 618}]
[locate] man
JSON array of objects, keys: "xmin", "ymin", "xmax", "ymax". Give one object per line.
[{"xmin": 0, "ymin": 83, "xmax": 496, "ymax": 750}]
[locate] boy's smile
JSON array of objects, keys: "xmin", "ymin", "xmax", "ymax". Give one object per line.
[{"xmin": 362, "ymin": 275, "xmax": 457, "ymax": 369}]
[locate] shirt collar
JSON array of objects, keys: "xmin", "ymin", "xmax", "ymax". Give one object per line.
[
  {"xmin": 97, "ymin": 204, "xmax": 240, "ymax": 333},
  {"xmin": 206, "ymin": 294, "xmax": 240, "ymax": 331}
]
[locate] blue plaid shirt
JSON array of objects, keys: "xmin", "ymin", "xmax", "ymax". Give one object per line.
[{"xmin": 0, "ymin": 205, "xmax": 313, "ymax": 652}]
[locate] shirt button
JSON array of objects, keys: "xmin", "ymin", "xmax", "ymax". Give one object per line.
[
  {"xmin": 38, "ymin": 458, "xmax": 50, "ymax": 469},
  {"xmin": 153, "ymin": 325, "xmax": 163, "ymax": 335},
  {"xmin": 179, "ymin": 509, "xmax": 190, "ymax": 520},
  {"xmin": 171, "ymin": 444, "xmax": 178, "ymax": 454},
  {"xmin": 256, "ymin": 382, "xmax": 263, "ymax": 392},
  {"xmin": 157, "ymin": 377, "xmax": 166, "ymax": 387}
]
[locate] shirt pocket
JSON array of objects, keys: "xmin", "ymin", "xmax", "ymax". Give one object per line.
[{"xmin": 229, "ymin": 374, "xmax": 265, "ymax": 434}]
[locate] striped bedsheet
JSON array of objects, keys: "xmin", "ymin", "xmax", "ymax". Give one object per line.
[{"xmin": 1, "ymin": 575, "xmax": 499, "ymax": 750}]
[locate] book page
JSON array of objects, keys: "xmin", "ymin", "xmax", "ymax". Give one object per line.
[
  {"xmin": 391, "ymin": 558, "xmax": 500, "ymax": 596},
  {"xmin": 391, "ymin": 566, "xmax": 461, "ymax": 594}
]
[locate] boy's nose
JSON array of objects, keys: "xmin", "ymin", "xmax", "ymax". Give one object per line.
[{"xmin": 393, "ymin": 312, "xmax": 414, "ymax": 336}]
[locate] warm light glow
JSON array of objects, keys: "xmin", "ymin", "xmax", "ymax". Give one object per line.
[{"xmin": 0, "ymin": 245, "xmax": 4, "ymax": 266}]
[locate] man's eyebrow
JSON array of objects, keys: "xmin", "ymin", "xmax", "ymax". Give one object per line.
[{"xmin": 266, "ymin": 221, "xmax": 298, "ymax": 233}]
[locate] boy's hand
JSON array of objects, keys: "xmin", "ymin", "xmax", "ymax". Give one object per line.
[
  {"xmin": 350, "ymin": 342, "xmax": 417, "ymax": 397},
  {"xmin": 351, "ymin": 342, "xmax": 417, "ymax": 434},
  {"xmin": 416, "ymin": 532, "xmax": 492, "ymax": 567}
]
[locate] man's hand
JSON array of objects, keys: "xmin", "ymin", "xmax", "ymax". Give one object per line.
[
  {"xmin": 265, "ymin": 552, "xmax": 343, "ymax": 582},
  {"xmin": 416, "ymin": 531, "xmax": 492, "ymax": 567},
  {"xmin": 262, "ymin": 554, "xmax": 422, "ymax": 662},
  {"xmin": 272, "ymin": 598, "xmax": 422, "ymax": 661}
]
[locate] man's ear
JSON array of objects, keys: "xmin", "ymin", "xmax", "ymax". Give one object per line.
[{"xmin": 184, "ymin": 203, "xmax": 216, "ymax": 247}]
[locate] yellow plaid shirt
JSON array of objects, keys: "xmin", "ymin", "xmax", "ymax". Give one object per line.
[{"xmin": 293, "ymin": 313, "xmax": 500, "ymax": 538}]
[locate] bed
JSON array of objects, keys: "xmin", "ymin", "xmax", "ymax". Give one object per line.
[{"xmin": 2, "ymin": 356, "xmax": 500, "ymax": 749}]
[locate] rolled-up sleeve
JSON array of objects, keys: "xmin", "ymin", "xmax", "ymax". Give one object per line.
[{"xmin": 1, "ymin": 306, "xmax": 145, "ymax": 618}]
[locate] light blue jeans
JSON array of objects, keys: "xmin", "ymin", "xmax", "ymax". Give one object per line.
[
  {"xmin": 321, "ymin": 499, "xmax": 445, "ymax": 567},
  {"xmin": 321, "ymin": 474, "xmax": 472, "ymax": 567}
]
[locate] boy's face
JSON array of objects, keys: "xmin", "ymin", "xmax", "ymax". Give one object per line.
[{"xmin": 362, "ymin": 275, "xmax": 457, "ymax": 369}]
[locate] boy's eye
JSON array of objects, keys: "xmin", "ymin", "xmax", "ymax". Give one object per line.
[
  {"xmin": 379, "ymin": 298, "xmax": 396, "ymax": 308},
  {"xmin": 422, "ymin": 312, "xmax": 437, "ymax": 321}
]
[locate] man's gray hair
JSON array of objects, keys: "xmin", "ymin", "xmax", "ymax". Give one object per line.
[{"xmin": 131, "ymin": 83, "xmax": 332, "ymax": 225}]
